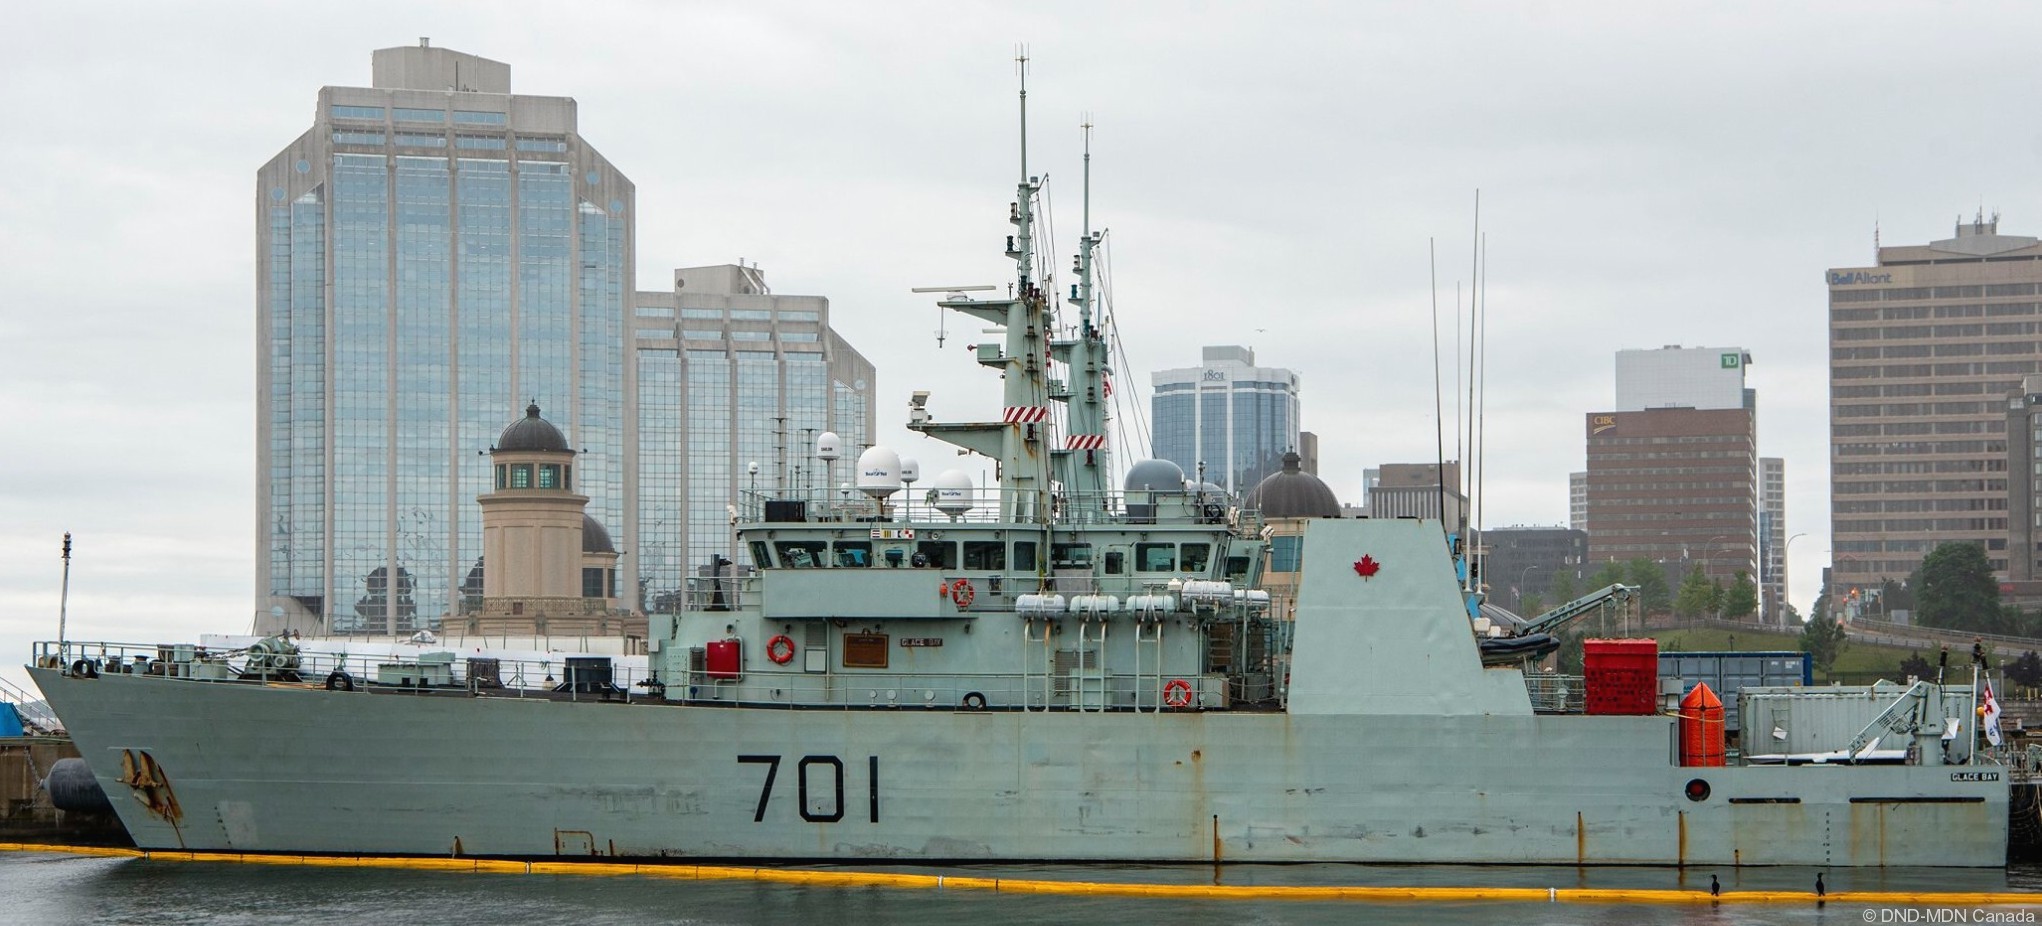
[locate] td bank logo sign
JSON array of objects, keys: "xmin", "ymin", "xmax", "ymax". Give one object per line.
[
  {"xmin": 1720, "ymin": 352, "xmax": 1741, "ymax": 369},
  {"xmin": 1829, "ymin": 270, "xmax": 1894, "ymax": 285}
]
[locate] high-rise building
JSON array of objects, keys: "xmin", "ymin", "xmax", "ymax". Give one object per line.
[
  {"xmin": 1480, "ymin": 526, "xmax": 1588, "ymax": 614},
  {"xmin": 1364, "ymin": 462, "xmax": 1465, "ymax": 526},
  {"xmin": 2004, "ymin": 375, "xmax": 2042, "ymax": 596},
  {"xmin": 1828, "ymin": 215, "xmax": 2038, "ymax": 590},
  {"xmin": 1151, "ymin": 345, "xmax": 1300, "ymax": 494},
  {"xmin": 1584, "ymin": 348, "xmax": 1758, "ymax": 597},
  {"xmin": 1569, "ymin": 471, "xmax": 1588, "ymax": 532},
  {"xmin": 1584, "ymin": 408, "xmax": 1758, "ymax": 591},
  {"xmin": 257, "ymin": 43, "xmax": 633, "ymax": 634},
  {"xmin": 1759, "ymin": 456, "xmax": 1787, "ymax": 623},
  {"xmin": 629, "ymin": 264, "xmax": 874, "ymax": 612},
  {"xmin": 1616, "ymin": 346, "xmax": 1753, "ymax": 411}
]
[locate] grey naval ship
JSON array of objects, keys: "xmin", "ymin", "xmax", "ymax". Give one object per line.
[{"xmin": 28, "ymin": 83, "xmax": 2009, "ymax": 868}]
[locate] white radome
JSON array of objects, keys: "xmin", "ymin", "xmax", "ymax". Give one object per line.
[{"xmin": 856, "ymin": 446, "xmax": 903, "ymax": 498}]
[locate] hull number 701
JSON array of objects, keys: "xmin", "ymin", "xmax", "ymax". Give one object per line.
[{"xmin": 738, "ymin": 754, "xmax": 880, "ymax": 823}]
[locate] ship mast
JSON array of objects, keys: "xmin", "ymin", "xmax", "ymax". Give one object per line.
[
  {"xmin": 1050, "ymin": 118, "xmax": 1112, "ymax": 503},
  {"xmin": 906, "ymin": 49, "xmax": 1056, "ymax": 524}
]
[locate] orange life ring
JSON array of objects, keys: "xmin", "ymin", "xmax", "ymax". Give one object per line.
[
  {"xmin": 950, "ymin": 578, "xmax": 976, "ymax": 609},
  {"xmin": 766, "ymin": 634, "xmax": 796, "ymax": 665},
  {"xmin": 1163, "ymin": 678, "xmax": 1194, "ymax": 708}
]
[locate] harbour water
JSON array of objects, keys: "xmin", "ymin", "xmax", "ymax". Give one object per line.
[{"xmin": 6, "ymin": 851, "xmax": 2038, "ymax": 926}]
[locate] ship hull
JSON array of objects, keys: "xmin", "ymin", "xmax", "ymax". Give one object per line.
[{"xmin": 30, "ymin": 669, "xmax": 2007, "ymax": 866}]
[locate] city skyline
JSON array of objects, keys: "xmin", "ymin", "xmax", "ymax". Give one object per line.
[{"xmin": 7, "ymin": 3, "xmax": 2042, "ymax": 689}]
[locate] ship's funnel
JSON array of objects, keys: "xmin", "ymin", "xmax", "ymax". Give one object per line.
[{"xmin": 856, "ymin": 446, "xmax": 903, "ymax": 498}]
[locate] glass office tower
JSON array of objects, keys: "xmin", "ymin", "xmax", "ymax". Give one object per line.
[
  {"xmin": 630, "ymin": 265, "xmax": 874, "ymax": 612},
  {"xmin": 256, "ymin": 44, "xmax": 632, "ymax": 633},
  {"xmin": 1150, "ymin": 345, "xmax": 1301, "ymax": 494}
]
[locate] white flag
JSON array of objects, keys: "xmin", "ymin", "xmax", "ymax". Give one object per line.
[{"xmin": 1983, "ymin": 679, "xmax": 2003, "ymax": 748}]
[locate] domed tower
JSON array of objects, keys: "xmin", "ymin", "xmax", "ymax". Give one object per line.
[
  {"xmin": 580, "ymin": 513, "xmax": 620, "ymax": 605},
  {"xmin": 478, "ymin": 404, "xmax": 586, "ymax": 599},
  {"xmin": 1243, "ymin": 451, "xmax": 1341, "ymax": 520},
  {"xmin": 1244, "ymin": 450, "xmax": 1342, "ymax": 620}
]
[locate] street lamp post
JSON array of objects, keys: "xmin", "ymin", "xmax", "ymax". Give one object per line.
[
  {"xmin": 1780, "ymin": 532, "xmax": 1808, "ymax": 627},
  {"xmin": 1702, "ymin": 534, "xmax": 1736, "ymax": 578},
  {"xmin": 1518, "ymin": 565, "xmax": 1544, "ymax": 614}
]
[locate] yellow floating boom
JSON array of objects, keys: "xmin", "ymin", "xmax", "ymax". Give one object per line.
[{"xmin": 4, "ymin": 843, "xmax": 2035, "ymax": 907}]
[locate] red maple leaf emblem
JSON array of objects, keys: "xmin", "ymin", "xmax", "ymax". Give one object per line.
[{"xmin": 1353, "ymin": 555, "xmax": 1381, "ymax": 579}]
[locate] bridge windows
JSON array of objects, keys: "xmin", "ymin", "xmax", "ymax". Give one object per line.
[
  {"xmin": 774, "ymin": 540, "xmax": 827, "ymax": 568},
  {"xmin": 832, "ymin": 541, "xmax": 871, "ymax": 567},
  {"xmin": 1136, "ymin": 543, "xmax": 1177, "ymax": 572},
  {"xmin": 962, "ymin": 541, "xmax": 1005, "ymax": 569},
  {"xmin": 914, "ymin": 540, "xmax": 956, "ymax": 569}
]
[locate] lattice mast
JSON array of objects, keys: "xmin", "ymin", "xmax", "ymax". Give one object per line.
[
  {"xmin": 1051, "ymin": 118, "xmax": 1112, "ymax": 500},
  {"xmin": 907, "ymin": 50, "xmax": 1057, "ymax": 523}
]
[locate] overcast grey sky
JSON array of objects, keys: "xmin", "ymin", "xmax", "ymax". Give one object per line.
[{"xmin": 5, "ymin": 1, "xmax": 2039, "ymax": 691}]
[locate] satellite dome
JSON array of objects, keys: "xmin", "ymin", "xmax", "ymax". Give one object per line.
[
  {"xmin": 899, "ymin": 458, "xmax": 921, "ymax": 484},
  {"xmin": 581, "ymin": 514, "xmax": 616, "ymax": 554},
  {"xmin": 815, "ymin": 431, "xmax": 842, "ymax": 461},
  {"xmin": 932, "ymin": 469, "xmax": 974, "ymax": 515},
  {"xmin": 496, "ymin": 403, "xmax": 571, "ymax": 453},
  {"xmin": 1123, "ymin": 459, "xmax": 1187, "ymax": 493},
  {"xmin": 1244, "ymin": 451, "xmax": 1340, "ymax": 519},
  {"xmin": 856, "ymin": 446, "xmax": 903, "ymax": 498}
]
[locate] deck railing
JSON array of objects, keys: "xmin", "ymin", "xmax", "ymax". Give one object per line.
[
  {"xmin": 31, "ymin": 639, "xmax": 1270, "ymax": 712},
  {"xmin": 0, "ymin": 674, "xmax": 59, "ymax": 734},
  {"xmin": 1524, "ymin": 673, "xmax": 1586, "ymax": 714},
  {"xmin": 737, "ymin": 486, "xmax": 1249, "ymax": 530},
  {"xmin": 32, "ymin": 640, "xmax": 654, "ymax": 702}
]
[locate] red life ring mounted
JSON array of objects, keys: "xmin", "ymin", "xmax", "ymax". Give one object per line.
[
  {"xmin": 1163, "ymin": 678, "xmax": 1194, "ymax": 708},
  {"xmin": 766, "ymin": 634, "xmax": 797, "ymax": 665},
  {"xmin": 949, "ymin": 578, "xmax": 976, "ymax": 609}
]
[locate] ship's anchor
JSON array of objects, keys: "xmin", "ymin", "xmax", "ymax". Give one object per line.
[{"xmin": 118, "ymin": 748, "xmax": 186, "ymax": 846}]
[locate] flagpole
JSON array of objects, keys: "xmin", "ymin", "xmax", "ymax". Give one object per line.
[
  {"xmin": 58, "ymin": 532, "xmax": 72, "ymax": 662},
  {"xmin": 1969, "ymin": 662, "xmax": 1979, "ymax": 765}
]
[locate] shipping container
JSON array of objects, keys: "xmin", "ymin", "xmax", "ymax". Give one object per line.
[
  {"xmin": 1739, "ymin": 681, "xmax": 1976, "ymax": 761},
  {"xmin": 1657, "ymin": 650, "xmax": 1810, "ymax": 733}
]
